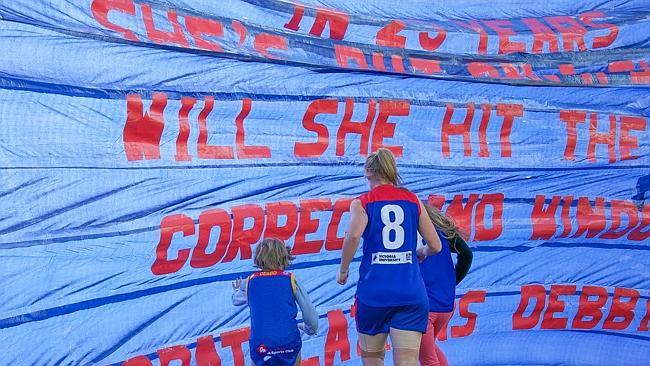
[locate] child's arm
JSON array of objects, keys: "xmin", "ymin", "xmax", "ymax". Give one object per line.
[
  {"xmin": 231, "ymin": 277, "xmax": 248, "ymax": 306},
  {"xmin": 293, "ymin": 275, "xmax": 319, "ymax": 335}
]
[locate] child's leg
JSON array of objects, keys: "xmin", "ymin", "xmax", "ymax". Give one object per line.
[
  {"xmin": 359, "ymin": 332, "xmax": 388, "ymax": 366},
  {"xmin": 418, "ymin": 313, "xmax": 438, "ymax": 366},
  {"xmin": 389, "ymin": 328, "xmax": 422, "ymax": 366}
]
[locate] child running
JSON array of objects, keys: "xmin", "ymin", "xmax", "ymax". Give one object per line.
[
  {"xmin": 416, "ymin": 205, "xmax": 473, "ymax": 366},
  {"xmin": 232, "ymin": 238, "xmax": 319, "ymax": 366}
]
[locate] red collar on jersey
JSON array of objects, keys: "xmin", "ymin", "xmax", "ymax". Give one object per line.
[{"xmin": 252, "ymin": 270, "xmax": 290, "ymax": 277}]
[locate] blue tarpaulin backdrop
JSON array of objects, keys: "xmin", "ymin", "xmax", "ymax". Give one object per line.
[{"xmin": 0, "ymin": 1, "xmax": 649, "ymax": 365}]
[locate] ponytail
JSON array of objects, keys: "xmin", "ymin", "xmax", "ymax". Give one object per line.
[
  {"xmin": 424, "ymin": 204, "xmax": 467, "ymax": 245},
  {"xmin": 364, "ymin": 148, "xmax": 401, "ymax": 185}
]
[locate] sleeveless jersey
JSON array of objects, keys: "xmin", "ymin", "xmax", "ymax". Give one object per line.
[
  {"xmin": 419, "ymin": 230, "xmax": 456, "ymax": 312},
  {"xmin": 356, "ymin": 184, "xmax": 427, "ymax": 307},
  {"xmin": 247, "ymin": 271, "xmax": 300, "ymax": 347}
]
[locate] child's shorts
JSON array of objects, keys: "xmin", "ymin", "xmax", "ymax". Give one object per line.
[
  {"xmin": 250, "ymin": 339, "xmax": 301, "ymax": 366},
  {"xmin": 355, "ymin": 299, "xmax": 429, "ymax": 335}
]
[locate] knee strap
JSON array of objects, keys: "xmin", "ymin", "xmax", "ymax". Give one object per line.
[
  {"xmin": 389, "ymin": 328, "xmax": 423, "ymax": 350},
  {"xmin": 361, "ymin": 349, "xmax": 385, "ymax": 360}
]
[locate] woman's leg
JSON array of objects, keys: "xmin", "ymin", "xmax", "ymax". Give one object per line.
[
  {"xmin": 389, "ymin": 328, "xmax": 422, "ymax": 366},
  {"xmin": 359, "ymin": 332, "xmax": 388, "ymax": 366},
  {"xmin": 418, "ymin": 313, "xmax": 438, "ymax": 366},
  {"xmin": 430, "ymin": 312, "xmax": 453, "ymax": 366}
]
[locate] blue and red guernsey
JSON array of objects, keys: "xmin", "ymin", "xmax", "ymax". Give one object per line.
[
  {"xmin": 247, "ymin": 271, "xmax": 300, "ymax": 347},
  {"xmin": 356, "ymin": 184, "xmax": 427, "ymax": 307},
  {"xmin": 419, "ymin": 230, "xmax": 456, "ymax": 312}
]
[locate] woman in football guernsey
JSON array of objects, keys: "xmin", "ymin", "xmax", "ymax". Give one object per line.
[
  {"xmin": 232, "ymin": 238, "xmax": 319, "ymax": 366},
  {"xmin": 417, "ymin": 205, "xmax": 473, "ymax": 366},
  {"xmin": 337, "ymin": 148, "xmax": 443, "ymax": 366}
]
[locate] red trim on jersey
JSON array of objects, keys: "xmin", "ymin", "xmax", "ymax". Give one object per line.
[
  {"xmin": 252, "ymin": 270, "xmax": 291, "ymax": 278},
  {"xmin": 358, "ymin": 184, "xmax": 421, "ymax": 214}
]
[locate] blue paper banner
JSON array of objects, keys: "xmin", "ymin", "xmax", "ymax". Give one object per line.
[{"xmin": 0, "ymin": 1, "xmax": 649, "ymax": 365}]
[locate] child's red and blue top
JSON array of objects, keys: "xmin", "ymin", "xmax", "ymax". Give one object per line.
[{"xmin": 247, "ymin": 270, "xmax": 300, "ymax": 348}]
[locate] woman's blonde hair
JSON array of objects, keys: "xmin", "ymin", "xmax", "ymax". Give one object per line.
[
  {"xmin": 364, "ymin": 148, "xmax": 401, "ymax": 185},
  {"xmin": 254, "ymin": 238, "xmax": 294, "ymax": 271},
  {"xmin": 424, "ymin": 204, "xmax": 466, "ymax": 247}
]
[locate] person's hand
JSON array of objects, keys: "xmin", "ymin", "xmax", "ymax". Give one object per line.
[
  {"xmin": 416, "ymin": 246, "xmax": 427, "ymax": 263},
  {"xmin": 232, "ymin": 278, "xmax": 242, "ymax": 291},
  {"xmin": 336, "ymin": 268, "xmax": 349, "ymax": 285}
]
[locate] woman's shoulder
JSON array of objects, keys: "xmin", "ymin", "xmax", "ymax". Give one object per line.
[{"xmin": 394, "ymin": 186, "xmax": 421, "ymax": 206}]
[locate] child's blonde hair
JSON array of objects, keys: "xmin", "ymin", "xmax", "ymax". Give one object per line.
[
  {"xmin": 254, "ymin": 238, "xmax": 294, "ymax": 271},
  {"xmin": 424, "ymin": 204, "xmax": 467, "ymax": 249}
]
